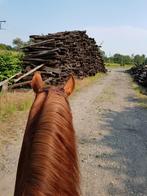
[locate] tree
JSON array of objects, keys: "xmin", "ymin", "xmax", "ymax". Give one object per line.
[
  {"xmin": 12, "ymin": 38, "xmax": 25, "ymax": 50},
  {"xmin": 144, "ymin": 57, "xmax": 147, "ymax": 65},
  {"xmin": 100, "ymin": 50, "xmax": 108, "ymax": 62},
  {"xmin": 123, "ymin": 55, "xmax": 133, "ymax": 65},
  {"xmin": 134, "ymin": 55, "xmax": 146, "ymax": 66},
  {"xmin": 105, "ymin": 53, "xmax": 145, "ymax": 66},
  {"xmin": 113, "ymin": 53, "xmax": 123, "ymax": 64},
  {"xmin": 12, "ymin": 37, "xmax": 33, "ymax": 51}
]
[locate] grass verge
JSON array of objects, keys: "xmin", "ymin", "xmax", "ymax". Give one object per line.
[
  {"xmin": 132, "ymin": 82, "xmax": 147, "ymax": 108},
  {"xmin": 75, "ymin": 72, "xmax": 106, "ymax": 92},
  {"xmin": 0, "ymin": 72, "xmax": 106, "ymax": 122},
  {"xmin": 0, "ymin": 91, "xmax": 33, "ymax": 121},
  {"xmin": 105, "ymin": 63, "xmax": 133, "ymax": 69}
]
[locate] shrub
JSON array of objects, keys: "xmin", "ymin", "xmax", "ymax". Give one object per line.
[{"xmin": 0, "ymin": 49, "xmax": 23, "ymax": 81}]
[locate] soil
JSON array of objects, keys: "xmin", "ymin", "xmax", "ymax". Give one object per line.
[{"xmin": 1, "ymin": 68, "xmax": 147, "ymax": 196}]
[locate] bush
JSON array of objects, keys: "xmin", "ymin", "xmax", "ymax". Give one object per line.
[
  {"xmin": 0, "ymin": 49, "xmax": 23, "ymax": 81},
  {"xmin": 0, "ymin": 43, "xmax": 14, "ymax": 51}
]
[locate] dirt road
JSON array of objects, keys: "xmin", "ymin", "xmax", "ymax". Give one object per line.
[{"xmin": 1, "ymin": 68, "xmax": 147, "ymax": 196}]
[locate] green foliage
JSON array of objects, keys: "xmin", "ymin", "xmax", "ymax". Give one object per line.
[
  {"xmin": 105, "ymin": 62, "xmax": 133, "ymax": 69},
  {"xmin": 133, "ymin": 54, "xmax": 146, "ymax": 66},
  {"xmin": 113, "ymin": 53, "xmax": 123, "ymax": 64},
  {"xmin": 0, "ymin": 43, "xmax": 14, "ymax": 50},
  {"xmin": 12, "ymin": 37, "xmax": 33, "ymax": 51},
  {"xmin": 12, "ymin": 37, "xmax": 25, "ymax": 50},
  {"xmin": 0, "ymin": 37, "xmax": 34, "ymax": 82},
  {"xmin": 105, "ymin": 63, "xmax": 121, "ymax": 68},
  {"xmin": 0, "ymin": 49, "xmax": 23, "ymax": 81},
  {"xmin": 105, "ymin": 53, "xmax": 147, "ymax": 67},
  {"xmin": 107, "ymin": 53, "xmax": 133, "ymax": 65}
]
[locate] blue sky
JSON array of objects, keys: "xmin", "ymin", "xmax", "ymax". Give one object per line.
[{"xmin": 0, "ymin": 0, "xmax": 147, "ymax": 55}]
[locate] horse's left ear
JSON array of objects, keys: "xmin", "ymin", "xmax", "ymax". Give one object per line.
[
  {"xmin": 64, "ymin": 75, "xmax": 75, "ymax": 96},
  {"xmin": 31, "ymin": 72, "xmax": 44, "ymax": 93}
]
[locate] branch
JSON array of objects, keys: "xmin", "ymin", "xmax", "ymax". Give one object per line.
[{"xmin": 14, "ymin": 64, "xmax": 45, "ymax": 83}]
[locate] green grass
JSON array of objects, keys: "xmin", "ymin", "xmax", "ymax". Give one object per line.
[
  {"xmin": 132, "ymin": 82, "xmax": 147, "ymax": 108},
  {"xmin": 105, "ymin": 62, "xmax": 133, "ymax": 69},
  {"xmin": 0, "ymin": 72, "xmax": 106, "ymax": 121},
  {"xmin": 0, "ymin": 91, "xmax": 33, "ymax": 121},
  {"xmin": 132, "ymin": 82, "xmax": 147, "ymax": 95},
  {"xmin": 75, "ymin": 72, "xmax": 106, "ymax": 92}
]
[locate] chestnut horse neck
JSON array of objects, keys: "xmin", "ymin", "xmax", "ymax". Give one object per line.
[{"xmin": 14, "ymin": 86, "xmax": 80, "ymax": 196}]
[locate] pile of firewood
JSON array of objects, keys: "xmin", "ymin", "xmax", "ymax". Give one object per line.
[
  {"xmin": 129, "ymin": 65, "xmax": 147, "ymax": 87},
  {"xmin": 20, "ymin": 30, "xmax": 106, "ymax": 86}
]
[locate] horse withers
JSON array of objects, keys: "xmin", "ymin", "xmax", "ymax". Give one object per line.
[{"xmin": 14, "ymin": 72, "xmax": 80, "ymax": 196}]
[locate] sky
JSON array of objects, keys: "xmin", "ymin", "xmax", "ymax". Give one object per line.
[{"xmin": 0, "ymin": 0, "xmax": 147, "ymax": 55}]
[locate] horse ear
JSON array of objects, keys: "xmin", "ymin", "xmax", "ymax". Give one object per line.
[
  {"xmin": 31, "ymin": 72, "xmax": 44, "ymax": 93},
  {"xmin": 64, "ymin": 75, "xmax": 75, "ymax": 96}
]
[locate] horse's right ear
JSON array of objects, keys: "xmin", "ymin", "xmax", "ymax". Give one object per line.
[{"xmin": 31, "ymin": 72, "xmax": 44, "ymax": 93}]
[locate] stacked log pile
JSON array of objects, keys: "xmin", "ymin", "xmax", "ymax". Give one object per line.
[
  {"xmin": 129, "ymin": 65, "xmax": 147, "ymax": 87},
  {"xmin": 19, "ymin": 30, "xmax": 106, "ymax": 86}
]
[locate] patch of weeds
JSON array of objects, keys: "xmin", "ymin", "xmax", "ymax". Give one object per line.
[
  {"xmin": 105, "ymin": 63, "xmax": 133, "ymax": 69},
  {"xmin": 75, "ymin": 73, "xmax": 106, "ymax": 93},
  {"xmin": 132, "ymin": 82, "xmax": 147, "ymax": 109},
  {"xmin": 0, "ymin": 91, "xmax": 33, "ymax": 121}
]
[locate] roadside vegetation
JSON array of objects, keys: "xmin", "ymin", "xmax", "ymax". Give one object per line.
[
  {"xmin": 0, "ymin": 91, "xmax": 33, "ymax": 121},
  {"xmin": 0, "ymin": 72, "xmax": 105, "ymax": 122},
  {"xmin": 0, "ymin": 38, "xmax": 31, "ymax": 82},
  {"xmin": 75, "ymin": 72, "xmax": 105, "ymax": 92},
  {"xmin": 103, "ymin": 53, "xmax": 147, "ymax": 66},
  {"xmin": 132, "ymin": 82, "xmax": 147, "ymax": 108},
  {"xmin": 105, "ymin": 62, "xmax": 133, "ymax": 69},
  {"xmin": 0, "ymin": 49, "xmax": 23, "ymax": 81}
]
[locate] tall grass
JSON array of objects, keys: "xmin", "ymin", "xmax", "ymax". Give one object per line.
[
  {"xmin": 75, "ymin": 72, "xmax": 105, "ymax": 92},
  {"xmin": 0, "ymin": 72, "xmax": 106, "ymax": 121},
  {"xmin": 132, "ymin": 83, "xmax": 147, "ymax": 108},
  {"xmin": 105, "ymin": 62, "xmax": 133, "ymax": 69},
  {"xmin": 0, "ymin": 91, "xmax": 33, "ymax": 121}
]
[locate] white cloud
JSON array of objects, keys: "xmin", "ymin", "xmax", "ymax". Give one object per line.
[{"xmin": 86, "ymin": 26, "xmax": 147, "ymax": 55}]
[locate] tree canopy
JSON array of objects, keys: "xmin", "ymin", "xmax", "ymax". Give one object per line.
[{"xmin": 104, "ymin": 52, "xmax": 147, "ymax": 66}]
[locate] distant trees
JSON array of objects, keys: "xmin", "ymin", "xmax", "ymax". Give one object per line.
[
  {"xmin": 133, "ymin": 54, "xmax": 146, "ymax": 66},
  {"xmin": 12, "ymin": 37, "xmax": 33, "ymax": 51},
  {"xmin": 104, "ymin": 53, "xmax": 147, "ymax": 66},
  {"xmin": 0, "ymin": 38, "xmax": 31, "ymax": 51},
  {"xmin": 12, "ymin": 38, "xmax": 25, "ymax": 50}
]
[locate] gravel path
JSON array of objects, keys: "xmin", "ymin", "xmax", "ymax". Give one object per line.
[
  {"xmin": 1, "ymin": 68, "xmax": 147, "ymax": 196},
  {"xmin": 71, "ymin": 68, "xmax": 147, "ymax": 196}
]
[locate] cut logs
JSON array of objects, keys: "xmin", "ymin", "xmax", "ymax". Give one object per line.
[
  {"xmin": 20, "ymin": 30, "xmax": 106, "ymax": 86},
  {"xmin": 128, "ymin": 65, "xmax": 147, "ymax": 87},
  {"xmin": 7, "ymin": 30, "xmax": 106, "ymax": 89}
]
